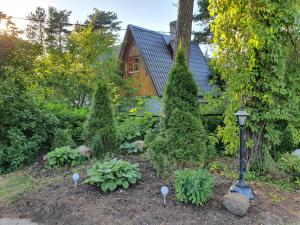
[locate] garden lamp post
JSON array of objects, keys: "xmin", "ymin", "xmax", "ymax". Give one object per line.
[{"xmin": 229, "ymin": 107, "xmax": 255, "ymax": 200}]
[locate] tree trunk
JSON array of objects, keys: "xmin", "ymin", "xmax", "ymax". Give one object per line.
[{"xmin": 175, "ymin": 0, "xmax": 194, "ymax": 62}]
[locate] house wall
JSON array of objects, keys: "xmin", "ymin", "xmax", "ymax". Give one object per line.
[{"xmin": 122, "ymin": 36, "xmax": 157, "ymax": 96}]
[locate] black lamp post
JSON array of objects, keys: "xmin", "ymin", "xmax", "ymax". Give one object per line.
[{"xmin": 229, "ymin": 107, "xmax": 255, "ymax": 200}]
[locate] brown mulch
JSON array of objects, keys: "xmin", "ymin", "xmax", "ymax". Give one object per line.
[{"xmin": 0, "ymin": 155, "xmax": 299, "ymax": 225}]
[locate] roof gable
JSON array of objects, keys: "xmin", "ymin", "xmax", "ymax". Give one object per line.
[{"xmin": 120, "ymin": 24, "xmax": 212, "ymax": 96}]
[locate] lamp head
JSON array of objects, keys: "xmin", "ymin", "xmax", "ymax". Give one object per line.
[{"xmin": 235, "ymin": 107, "xmax": 249, "ymax": 126}]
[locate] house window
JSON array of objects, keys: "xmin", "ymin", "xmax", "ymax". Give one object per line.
[{"xmin": 128, "ymin": 56, "xmax": 139, "ymax": 73}]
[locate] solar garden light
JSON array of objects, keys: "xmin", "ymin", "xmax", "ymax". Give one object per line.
[
  {"xmin": 72, "ymin": 173, "xmax": 80, "ymax": 188},
  {"xmin": 229, "ymin": 107, "xmax": 255, "ymax": 200},
  {"xmin": 160, "ymin": 186, "xmax": 169, "ymax": 206}
]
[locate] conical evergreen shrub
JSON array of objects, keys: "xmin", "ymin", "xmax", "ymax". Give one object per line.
[
  {"xmin": 147, "ymin": 47, "xmax": 209, "ymax": 169},
  {"xmin": 83, "ymin": 81, "xmax": 117, "ymax": 151},
  {"xmin": 92, "ymin": 133, "xmax": 105, "ymax": 159}
]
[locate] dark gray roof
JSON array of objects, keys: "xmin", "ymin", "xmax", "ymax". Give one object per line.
[{"xmin": 124, "ymin": 24, "xmax": 212, "ymax": 96}]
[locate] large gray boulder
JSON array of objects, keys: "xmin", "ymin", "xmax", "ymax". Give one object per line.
[
  {"xmin": 222, "ymin": 193, "xmax": 250, "ymax": 216},
  {"xmin": 292, "ymin": 149, "xmax": 300, "ymax": 158},
  {"xmin": 77, "ymin": 145, "xmax": 92, "ymax": 159}
]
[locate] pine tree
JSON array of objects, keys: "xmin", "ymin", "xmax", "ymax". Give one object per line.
[
  {"xmin": 44, "ymin": 6, "xmax": 71, "ymax": 51},
  {"xmin": 83, "ymin": 81, "xmax": 117, "ymax": 150},
  {"xmin": 26, "ymin": 7, "xmax": 46, "ymax": 46}
]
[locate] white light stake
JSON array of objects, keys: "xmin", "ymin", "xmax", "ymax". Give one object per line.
[
  {"xmin": 72, "ymin": 173, "xmax": 80, "ymax": 188},
  {"xmin": 161, "ymin": 186, "xmax": 169, "ymax": 206}
]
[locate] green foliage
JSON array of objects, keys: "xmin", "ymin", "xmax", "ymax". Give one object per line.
[
  {"xmin": 84, "ymin": 81, "xmax": 117, "ymax": 150},
  {"xmin": 84, "ymin": 158, "xmax": 141, "ymax": 192},
  {"xmin": 210, "ymin": 0, "xmax": 300, "ymax": 171},
  {"xmin": 119, "ymin": 142, "xmax": 144, "ymax": 154},
  {"xmin": 85, "ymin": 8, "xmax": 121, "ymax": 33},
  {"xmin": 52, "ymin": 128, "xmax": 76, "ymax": 149},
  {"xmin": 146, "ymin": 47, "xmax": 212, "ymax": 173},
  {"xmin": 175, "ymin": 168, "xmax": 214, "ymax": 206},
  {"xmin": 116, "ymin": 114, "xmax": 158, "ymax": 143},
  {"xmin": 193, "ymin": 0, "xmax": 212, "ymax": 43},
  {"xmin": 35, "ymin": 24, "xmax": 119, "ymax": 106},
  {"xmin": 92, "ymin": 133, "xmax": 105, "ymax": 159},
  {"xmin": 278, "ymin": 153, "xmax": 300, "ymax": 179},
  {"xmin": 45, "ymin": 102, "xmax": 88, "ymax": 145},
  {"xmin": 46, "ymin": 146, "xmax": 87, "ymax": 167},
  {"xmin": 0, "ymin": 84, "xmax": 58, "ymax": 173},
  {"xmin": 208, "ymin": 160, "xmax": 225, "ymax": 173}
]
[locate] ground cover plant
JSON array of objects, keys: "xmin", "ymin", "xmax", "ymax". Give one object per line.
[
  {"xmin": 46, "ymin": 146, "xmax": 87, "ymax": 167},
  {"xmin": 84, "ymin": 158, "xmax": 141, "ymax": 192},
  {"xmin": 175, "ymin": 168, "xmax": 214, "ymax": 206}
]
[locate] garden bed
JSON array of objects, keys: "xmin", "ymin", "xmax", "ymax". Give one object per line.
[{"xmin": 0, "ymin": 155, "xmax": 299, "ymax": 225}]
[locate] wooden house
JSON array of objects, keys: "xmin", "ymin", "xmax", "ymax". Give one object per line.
[{"xmin": 119, "ymin": 22, "xmax": 212, "ymax": 97}]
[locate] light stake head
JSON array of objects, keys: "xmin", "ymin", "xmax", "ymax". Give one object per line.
[
  {"xmin": 235, "ymin": 107, "xmax": 249, "ymax": 126},
  {"xmin": 161, "ymin": 186, "xmax": 169, "ymax": 206},
  {"xmin": 161, "ymin": 186, "xmax": 169, "ymax": 196},
  {"xmin": 72, "ymin": 173, "xmax": 80, "ymax": 183}
]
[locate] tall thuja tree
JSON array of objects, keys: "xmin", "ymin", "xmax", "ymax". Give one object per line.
[
  {"xmin": 209, "ymin": 0, "xmax": 300, "ymax": 172},
  {"xmin": 158, "ymin": 47, "xmax": 209, "ymax": 163},
  {"xmin": 83, "ymin": 81, "xmax": 117, "ymax": 151}
]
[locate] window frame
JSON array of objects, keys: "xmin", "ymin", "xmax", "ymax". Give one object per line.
[{"xmin": 128, "ymin": 56, "xmax": 140, "ymax": 74}]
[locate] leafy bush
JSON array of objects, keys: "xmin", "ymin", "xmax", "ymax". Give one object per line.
[
  {"xmin": 84, "ymin": 158, "xmax": 141, "ymax": 192},
  {"xmin": 175, "ymin": 168, "xmax": 214, "ymax": 206},
  {"xmin": 0, "ymin": 90, "xmax": 58, "ymax": 173},
  {"xmin": 278, "ymin": 153, "xmax": 300, "ymax": 179},
  {"xmin": 52, "ymin": 128, "xmax": 76, "ymax": 149},
  {"xmin": 46, "ymin": 146, "xmax": 87, "ymax": 167},
  {"xmin": 45, "ymin": 102, "xmax": 88, "ymax": 145},
  {"xmin": 83, "ymin": 81, "xmax": 117, "ymax": 150},
  {"xmin": 92, "ymin": 133, "xmax": 105, "ymax": 159},
  {"xmin": 208, "ymin": 161, "xmax": 225, "ymax": 173},
  {"xmin": 116, "ymin": 113, "xmax": 158, "ymax": 143}
]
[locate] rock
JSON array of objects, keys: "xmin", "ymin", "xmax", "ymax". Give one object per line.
[
  {"xmin": 292, "ymin": 149, "xmax": 300, "ymax": 158},
  {"xmin": 77, "ymin": 145, "xmax": 92, "ymax": 159},
  {"xmin": 132, "ymin": 140, "xmax": 145, "ymax": 151},
  {"xmin": 222, "ymin": 193, "xmax": 250, "ymax": 216},
  {"xmin": 43, "ymin": 154, "xmax": 48, "ymax": 161}
]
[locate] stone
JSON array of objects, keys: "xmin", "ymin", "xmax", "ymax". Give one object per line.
[
  {"xmin": 292, "ymin": 149, "xmax": 300, "ymax": 158},
  {"xmin": 132, "ymin": 140, "xmax": 145, "ymax": 151},
  {"xmin": 77, "ymin": 145, "xmax": 92, "ymax": 159},
  {"xmin": 222, "ymin": 193, "xmax": 250, "ymax": 216},
  {"xmin": 0, "ymin": 218, "xmax": 38, "ymax": 225},
  {"xmin": 43, "ymin": 154, "xmax": 48, "ymax": 161}
]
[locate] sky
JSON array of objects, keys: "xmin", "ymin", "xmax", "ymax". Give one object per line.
[
  {"xmin": 1, "ymin": 0, "xmax": 200, "ymax": 40},
  {"xmin": 0, "ymin": 0, "xmax": 212, "ymax": 55}
]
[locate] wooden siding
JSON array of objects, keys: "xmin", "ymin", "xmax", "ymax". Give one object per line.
[{"xmin": 122, "ymin": 35, "xmax": 157, "ymax": 96}]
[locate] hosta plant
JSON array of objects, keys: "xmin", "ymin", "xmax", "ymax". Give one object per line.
[
  {"xmin": 175, "ymin": 168, "xmax": 213, "ymax": 206},
  {"xmin": 84, "ymin": 158, "xmax": 141, "ymax": 192},
  {"xmin": 119, "ymin": 142, "xmax": 143, "ymax": 154},
  {"xmin": 46, "ymin": 146, "xmax": 87, "ymax": 167}
]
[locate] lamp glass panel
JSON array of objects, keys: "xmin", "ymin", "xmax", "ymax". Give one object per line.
[{"xmin": 238, "ymin": 115, "xmax": 248, "ymax": 126}]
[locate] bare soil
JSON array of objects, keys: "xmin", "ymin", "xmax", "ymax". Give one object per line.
[{"xmin": 1, "ymin": 155, "xmax": 300, "ymax": 225}]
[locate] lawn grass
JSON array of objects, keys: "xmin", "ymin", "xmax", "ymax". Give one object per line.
[{"xmin": 0, "ymin": 171, "xmax": 33, "ymax": 204}]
